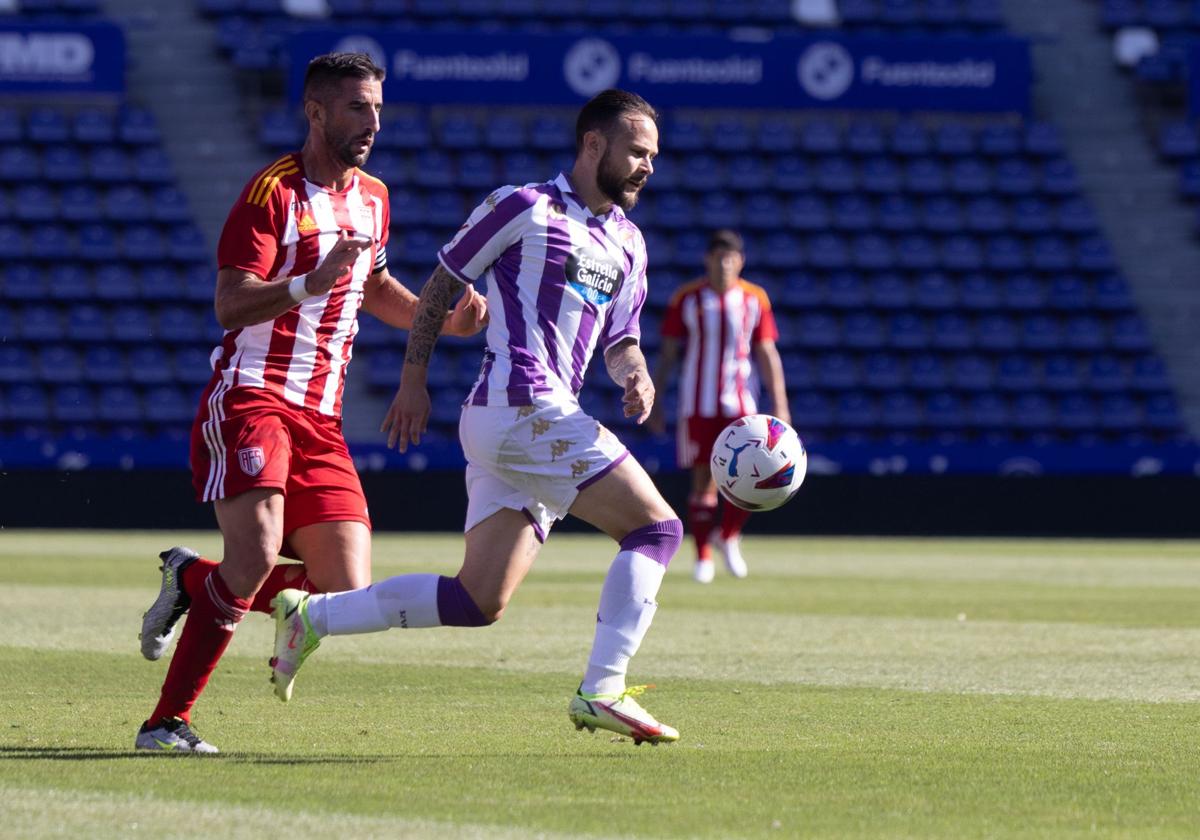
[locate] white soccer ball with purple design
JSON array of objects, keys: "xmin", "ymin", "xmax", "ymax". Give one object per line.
[{"xmin": 710, "ymin": 414, "xmax": 807, "ymax": 512}]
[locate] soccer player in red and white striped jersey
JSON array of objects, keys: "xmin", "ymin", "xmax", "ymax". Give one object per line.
[
  {"xmin": 650, "ymin": 229, "xmax": 789, "ymax": 583},
  {"xmin": 133, "ymin": 53, "xmax": 485, "ymax": 753}
]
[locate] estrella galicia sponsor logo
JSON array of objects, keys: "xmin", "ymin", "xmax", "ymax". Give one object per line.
[
  {"xmin": 564, "ymin": 38, "xmax": 621, "ymax": 97},
  {"xmin": 332, "ymin": 35, "xmax": 387, "ymax": 72},
  {"xmin": 566, "ymin": 251, "xmax": 624, "ymax": 305},
  {"xmin": 797, "ymin": 42, "xmax": 855, "ymax": 101}
]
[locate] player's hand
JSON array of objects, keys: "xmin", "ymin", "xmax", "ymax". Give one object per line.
[
  {"xmin": 622, "ymin": 371, "xmax": 655, "ymax": 425},
  {"xmin": 381, "ymin": 368, "xmax": 430, "ymax": 452},
  {"xmin": 307, "ymin": 230, "xmax": 370, "ymax": 295},
  {"xmin": 445, "ymin": 284, "xmax": 488, "ymax": 336}
]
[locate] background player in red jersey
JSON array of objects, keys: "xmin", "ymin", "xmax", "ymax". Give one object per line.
[
  {"xmin": 649, "ymin": 229, "xmax": 790, "ymax": 583},
  {"xmin": 133, "ymin": 53, "xmax": 485, "ymax": 753}
]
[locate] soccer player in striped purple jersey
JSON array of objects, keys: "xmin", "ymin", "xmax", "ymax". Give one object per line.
[{"xmin": 268, "ymin": 90, "xmax": 685, "ymax": 745}]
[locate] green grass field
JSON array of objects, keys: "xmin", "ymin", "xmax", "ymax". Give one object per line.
[{"xmin": 2, "ymin": 531, "xmax": 1200, "ymax": 838}]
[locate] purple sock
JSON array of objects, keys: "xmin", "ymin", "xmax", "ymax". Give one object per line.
[
  {"xmin": 436, "ymin": 575, "xmax": 491, "ymax": 627},
  {"xmin": 618, "ymin": 519, "xmax": 683, "ymax": 568}
]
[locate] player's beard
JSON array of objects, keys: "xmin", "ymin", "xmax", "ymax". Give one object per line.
[
  {"xmin": 596, "ymin": 147, "xmax": 644, "ymax": 211},
  {"xmin": 329, "ymin": 126, "xmax": 373, "ymax": 168}
]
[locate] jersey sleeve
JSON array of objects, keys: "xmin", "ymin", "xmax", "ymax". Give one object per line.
[
  {"xmin": 660, "ymin": 287, "xmax": 688, "ymax": 339},
  {"xmin": 751, "ymin": 287, "xmax": 779, "ymax": 344},
  {"xmin": 217, "ymin": 177, "xmax": 283, "ymax": 280},
  {"xmin": 600, "ymin": 228, "xmax": 648, "ymax": 352},
  {"xmin": 438, "ymin": 185, "xmax": 538, "ymax": 284}
]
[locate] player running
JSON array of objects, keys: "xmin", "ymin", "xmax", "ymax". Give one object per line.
[
  {"xmin": 649, "ymin": 229, "xmax": 789, "ymax": 583},
  {"xmin": 134, "ymin": 52, "xmax": 485, "ymax": 753},
  {"xmin": 268, "ymin": 89, "xmax": 685, "ymax": 746}
]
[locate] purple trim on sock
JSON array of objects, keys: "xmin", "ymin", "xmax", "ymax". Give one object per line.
[
  {"xmin": 576, "ymin": 450, "xmax": 629, "ymax": 492},
  {"xmin": 436, "ymin": 575, "xmax": 491, "ymax": 626},
  {"xmin": 521, "ymin": 507, "xmax": 547, "ymax": 543},
  {"xmin": 618, "ymin": 519, "xmax": 684, "ymax": 568}
]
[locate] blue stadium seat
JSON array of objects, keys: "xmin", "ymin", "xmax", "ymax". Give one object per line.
[
  {"xmin": 1030, "ymin": 236, "xmax": 1073, "ymax": 271},
  {"xmin": 861, "ymin": 158, "xmax": 902, "ymax": 194},
  {"xmin": 994, "ymin": 159, "xmax": 1036, "ymax": 195},
  {"xmin": 979, "ymin": 124, "xmax": 1021, "ymax": 157},
  {"xmin": 73, "ymin": 109, "xmax": 116, "ymax": 145},
  {"xmin": 12, "ymin": 185, "xmax": 57, "ymax": 223},
  {"xmin": 1076, "ymin": 236, "xmax": 1116, "ymax": 272},
  {"xmin": 836, "ymin": 392, "xmax": 879, "ymax": 429},
  {"xmin": 1055, "ymin": 198, "xmax": 1098, "ymax": 234},
  {"xmin": 950, "ymin": 159, "xmax": 993, "ymax": 194},
  {"xmin": 145, "ymin": 386, "xmax": 195, "ymax": 425},
  {"xmin": 1146, "ymin": 394, "xmax": 1183, "ymax": 431},
  {"xmin": 876, "ymin": 195, "xmax": 919, "ymax": 232},
  {"xmin": 1064, "ymin": 315, "xmax": 1107, "ymax": 351},
  {"xmin": 92, "ymin": 265, "xmax": 139, "ymax": 302},
  {"xmin": 726, "ymin": 157, "xmax": 770, "ymax": 192},
  {"xmin": 96, "ymin": 384, "xmax": 143, "ymax": 423},
  {"xmin": 699, "ymin": 192, "xmax": 741, "ymax": 228},
  {"xmin": 743, "ymin": 194, "xmax": 784, "ymax": 230},
  {"xmin": 175, "ymin": 347, "xmax": 217, "ymax": 386},
  {"xmin": 851, "ymin": 234, "xmax": 894, "ymax": 270},
  {"xmin": 528, "ymin": 115, "xmax": 572, "ymax": 151},
  {"xmin": 483, "ymin": 114, "xmax": 526, "ymax": 151},
  {"xmin": 1087, "ymin": 355, "xmax": 1128, "ymax": 393},
  {"xmin": 82, "ymin": 346, "xmax": 128, "ymax": 384},
  {"xmin": 772, "ymin": 156, "xmax": 812, "ymax": 192},
  {"xmin": 426, "ymin": 192, "xmax": 465, "ymax": 227},
  {"xmin": 879, "ymin": 391, "xmax": 923, "ymax": 430},
  {"xmin": 994, "ymin": 354, "xmax": 1039, "ymax": 393},
  {"xmin": 20, "ymin": 304, "xmax": 64, "ymax": 341},
  {"xmin": 940, "ymin": 235, "xmax": 983, "ymax": 271},
  {"xmin": 51, "ymin": 384, "xmax": 97, "ymax": 423},
  {"xmin": 1002, "ymin": 274, "xmax": 1044, "ymax": 310},
  {"xmin": 756, "ymin": 118, "xmax": 797, "ymax": 153},
  {"xmin": 794, "ymin": 312, "xmax": 840, "ymax": 349},
  {"xmin": 152, "ymin": 186, "xmax": 192, "ymax": 224},
  {"xmin": 925, "ymin": 392, "xmax": 965, "ymax": 430},
  {"xmin": 986, "ymin": 235, "xmax": 1026, "ymax": 271},
  {"xmin": 59, "ymin": 184, "xmax": 99, "ymax": 222},
  {"xmin": 1057, "ymin": 394, "xmax": 1098, "ymax": 432},
  {"xmin": 888, "ymin": 313, "xmax": 929, "ymax": 352},
  {"xmin": 124, "ymin": 226, "xmax": 166, "ymax": 262},
  {"xmin": 964, "ymin": 196, "xmax": 1008, "ymax": 232},
  {"xmin": 814, "ymin": 157, "xmax": 858, "ymax": 193},
  {"xmin": 817, "ymin": 352, "xmax": 860, "ymax": 390},
  {"xmin": 140, "ymin": 266, "xmax": 184, "ymax": 301},
  {"xmin": 760, "ymin": 231, "xmax": 804, "ymax": 270},
  {"xmin": 30, "ymin": 224, "xmax": 73, "ymax": 259},
  {"xmin": 781, "ymin": 272, "xmax": 824, "ymax": 309},
  {"xmin": 928, "ymin": 312, "xmax": 972, "ymax": 350},
  {"xmin": 842, "ymin": 312, "xmax": 886, "ymax": 349},
  {"xmin": 905, "ymin": 158, "xmax": 946, "ymax": 194},
  {"xmin": 1042, "ymin": 159, "xmax": 1080, "ymax": 195},
  {"xmin": 869, "ymin": 273, "xmax": 912, "ymax": 309},
  {"xmin": 1020, "ymin": 314, "xmax": 1062, "ymax": 351},
  {"xmin": 51, "ymin": 265, "xmax": 95, "ymax": 301},
  {"xmin": 827, "ymin": 272, "xmax": 868, "ymax": 308},
  {"xmin": 800, "ymin": 120, "xmax": 841, "ymax": 155},
  {"xmin": 862, "ymin": 353, "xmax": 904, "ymax": 390},
  {"xmin": 711, "ymin": 117, "xmax": 753, "ymax": 153},
  {"xmin": 967, "ymin": 393, "xmax": 1010, "ymax": 430},
  {"xmin": 792, "ymin": 392, "xmax": 834, "ymax": 431},
  {"xmin": 43, "ymin": 146, "xmax": 86, "ymax": 183},
  {"xmin": 1011, "ymin": 393, "xmax": 1055, "ymax": 431},
  {"xmin": 260, "ymin": 109, "xmax": 302, "ymax": 149},
  {"xmin": 0, "ymin": 344, "xmax": 34, "ymax": 384},
  {"xmin": 913, "ymin": 272, "xmax": 957, "ymax": 310},
  {"xmin": 27, "ymin": 108, "xmax": 70, "ymax": 144},
  {"xmin": 1, "ymin": 264, "xmax": 44, "ymax": 301},
  {"xmin": 895, "ymin": 234, "xmax": 938, "ymax": 270},
  {"xmin": 1099, "ymin": 394, "xmax": 1144, "ymax": 432},
  {"xmin": 679, "ymin": 154, "xmax": 724, "ymax": 192},
  {"xmin": 0, "ymin": 107, "xmax": 20, "ymax": 143},
  {"xmin": 1047, "ymin": 275, "xmax": 1090, "ymax": 311},
  {"xmin": 383, "ymin": 114, "xmax": 432, "ymax": 150},
  {"xmin": 89, "ymin": 148, "xmax": 132, "ymax": 183},
  {"xmin": 159, "ymin": 305, "xmax": 210, "ymax": 343},
  {"xmin": 1041, "ymin": 355, "xmax": 1081, "ymax": 392},
  {"xmin": 0, "ymin": 148, "xmax": 40, "ymax": 181},
  {"xmin": 66, "ymin": 304, "xmax": 110, "ymax": 342},
  {"xmin": 788, "ymin": 194, "xmax": 829, "ymax": 231},
  {"xmin": 846, "ymin": 121, "xmax": 886, "ymax": 156},
  {"xmin": 806, "ymin": 233, "xmax": 849, "ymax": 270},
  {"xmin": 111, "ymin": 305, "xmax": 154, "ymax": 343},
  {"xmin": 922, "ymin": 197, "xmax": 963, "ymax": 234},
  {"xmin": 7, "ymin": 384, "xmax": 50, "ymax": 423},
  {"xmin": 128, "ymin": 345, "xmax": 175, "ymax": 385},
  {"xmin": 934, "ymin": 122, "xmax": 976, "ymax": 157},
  {"xmin": 973, "ymin": 314, "xmax": 1017, "ymax": 351},
  {"xmin": 1024, "ymin": 122, "xmax": 1063, "ymax": 158},
  {"xmin": 133, "ymin": 148, "xmax": 174, "ymax": 184},
  {"xmin": 105, "ymin": 186, "xmax": 151, "ymax": 223},
  {"xmin": 890, "ymin": 121, "xmax": 931, "ymax": 157},
  {"xmin": 120, "ymin": 108, "xmax": 162, "ymax": 145},
  {"xmin": 437, "ymin": 114, "xmax": 481, "ymax": 150},
  {"xmin": 37, "ymin": 346, "xmax": 83, "ymax": 384},
  {"xmin": 831, "ymin": 195, "xmax": 874, "ymax": 231},
  {"xmin": 1110, "ymin": 315, "xmax": 1152, "ymax": 352}
]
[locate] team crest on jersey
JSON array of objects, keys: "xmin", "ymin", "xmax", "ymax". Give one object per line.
[
  {"xmin": 566, "ymin": 250, "xmax": 625, "ymax": 305},
  {"xmin": 237, "ymin": 446, "xmax": 266, "ymax": 477}
]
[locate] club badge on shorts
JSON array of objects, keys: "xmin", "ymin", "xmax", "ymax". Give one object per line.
[{"xmin": 238, "ymin": 446, "xmax": 265, "ymax": 476}]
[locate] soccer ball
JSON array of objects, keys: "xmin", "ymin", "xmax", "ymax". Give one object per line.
[{"xmin": 710, "ymin": 414, "xmax": 807, "ymax": 512}]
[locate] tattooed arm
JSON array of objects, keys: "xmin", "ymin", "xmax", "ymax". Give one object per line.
[
  {"xmin": 380, "ymin": 265, "xmax": 465, "ymax": 451},
  {"xmin": 605, "ymin": 337, "xmax": 655, "ymax": 425}
]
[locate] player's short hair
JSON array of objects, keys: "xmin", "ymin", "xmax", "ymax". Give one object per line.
[
  {"xmin": 575, "ymin": 89, "xmax": 659, "ymax": 151},
  {"xmin": 303, "ymin": 52, "xmax": 386, "ymax": 103},
  {"xmin": 707, "ymin": 228, "xmax": 744, "ymax": 254}
]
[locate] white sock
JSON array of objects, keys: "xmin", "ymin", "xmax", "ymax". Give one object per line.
[
  {"xmin": 581, "ymin": 551, "xmax": 666, "ymax": 697},
  {"xmin": 307, "ymin": 574, "xmax": 443, "ymax": 637}
]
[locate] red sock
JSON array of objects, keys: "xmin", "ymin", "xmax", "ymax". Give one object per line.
[
  {"xmin": 250, "ymin": 563, "xmax": 319, "ymax": 613},
  {"xmin": 688, "ymin": 496, "xmax": 718, "ymax": 561},
  {"xmin": 182, "ymin": 558, "xmax": 316, "ymax": 614},
  {"xmin": 148, "ymin": 566, "xmax": 250, "ymax": 725},
  {"xmin": 720, "ymin": 502, "xmax": 752, "ymax": 541}
]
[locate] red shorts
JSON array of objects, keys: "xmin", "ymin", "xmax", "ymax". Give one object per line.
[
  {"xmin": 677, "ymin": 415, "xmax": 742, "ymax": 469},
  {"xmin": 190, "ymin": 385, "xmax": 371, "ymax": 541}
]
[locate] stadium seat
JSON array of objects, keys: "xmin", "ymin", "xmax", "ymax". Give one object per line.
[
  {"xmin": 1041, "ymin": 355, "xmax": 1082, "ymax": 392},
  {"xmin": 110, "ymin": 305, "xmax": 155, "ymax": 343},
  {"xmin": 27, "ymin": 109, "xmax": 70, "ymax": 144},
  {"xmin": 7, "ymin": 384, "xmax": 50, "ymax": 423},
  {"xmin": 818, "ymin": 353, "xmax": 860, "ymax": 390},
  {"xmin": 97, "ymin": 385, "xmax": 143, "ymax": 424},
  {"xmin": 1057, "ymin": 394, "xmax": 1098, "ymax": 432},
  {"xmin": 975, "ymin": 314, "xmax": 1018, "ymax": 351},
  {"xmin": 967, "ymin": 393, "xmax": 1011, "ymax": 430},
  {"xmin": 1130, "ymin": 355, "xmax": 1171, "ymax": 392},
  {"xmin": 869, "ymin": 273, "xmax": 912, "ymax": 309},
  {"xmin": 996, "ymin": 354, "xmax": 1039, "ymax": 392},
  {"xmin": 13, "ymin": 185, "xmax": 58, "ymax": 223},
  {"xmin": 1020, "ymin": 314, "xmax": 1062, "ymax": 351},
  {"xmin": 952, "ymin": 355, "xmax": 994, "ymax": 391},
  {"xmin": 772, "ymin": 156, "xmax": 813, "ymax": 192},
  {"xmin": 37, "ymin": 346, "xmax": 83, "ymax": 384},
  {"xmin": 82, "ymin": 346, "xmax": 129, "ymax": 385},
  {"xmin": 925, "ymin": 392, "xmax": 966, "ymax": 430},
  {"xmin": 52, "ymin": 265, "xmax": 97, "ymax": 301},
  {"xmin": 843, "ymin": 312, "xmax": 887, "ymax": 349},
  {"xmin": 128, "ymin": 345, "xmax": 175, "ymax": 385},
  {"xmin": 20, "ymin": 305, "xmax": 64, "ymax": 341},
  {"xmin": 52, "ymin": 384, "xmax": 97, "ymax": 423},
  {"xmin": 891, "ymin": 121, "xmax": 931, "ymax": 157},
  {"xmin": 909, "ymin": 353, "xmax": 947, "ymax": 389}
]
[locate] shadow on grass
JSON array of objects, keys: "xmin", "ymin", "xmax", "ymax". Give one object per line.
[{"xmin": 0, "ymin": 745, "xmax": 639, "ymax": 764}]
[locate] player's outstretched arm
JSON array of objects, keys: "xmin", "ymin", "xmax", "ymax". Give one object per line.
[
  {"xmin": 380, "ymin": 265, "xmax": 463, "ymax": 451},
  {"xmin": 362, "ymin": 269, "xmax": 487, "ymax": 336},
  {"xmin": 606, "ymin": 338, "xmax": 655, "ymax": 425},
  {"xmin": 753, "ymin": 339, "xmax": 790, "ymax": 425}
]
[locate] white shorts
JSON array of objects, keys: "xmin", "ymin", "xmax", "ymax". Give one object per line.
[{"xmin": 458, "ymin": 399, "xmax": 629, "ymax": 541}]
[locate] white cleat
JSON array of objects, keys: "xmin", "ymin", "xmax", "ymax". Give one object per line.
[
  {"xmin": 134, "ymin": 717, "xmax": 218, "ymax": 754},
  {"xmin": 713, "ymin": 536, "xmax": 748, "ymax": 579},
  {"xmin": 139, "ymin": 546, "xmax": 200, "ymax": 660},
  {"xmin": 692, "ymin": 559, "xmax": 715, "ymax": 584},
  {"xmin": 569, "ymin": 685, "xmax": 679, "ymax": 746}
]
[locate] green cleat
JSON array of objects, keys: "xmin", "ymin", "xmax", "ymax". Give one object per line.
[
  {"xmin": 568, "ymin": 684, "xmax": 679, "ymax": 746},
  {"xmin": 269, "ymin": 589, "xmax": 320, "ymax": 702}
]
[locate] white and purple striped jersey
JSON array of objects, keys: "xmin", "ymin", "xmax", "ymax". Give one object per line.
[{"xmin": 438, "ymin": 172, "xmax": 648, "ymax": 407}]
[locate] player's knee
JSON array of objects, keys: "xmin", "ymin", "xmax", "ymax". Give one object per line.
[
  {"xmin": 437, "ymin": 575, "xmax": 498, "ymax": 627},
  {"xmin": 619, "ymin": 518, "xmax": 684, "ymax": 568}
]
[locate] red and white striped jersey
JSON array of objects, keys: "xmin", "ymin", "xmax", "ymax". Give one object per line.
[
  {"xmin": 661, "ymin": 277, "xmax": 778, "ymax": 420},
  {"xmin": 209, "ymin": 152, "xmax": 390, "ymax": 417}
]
